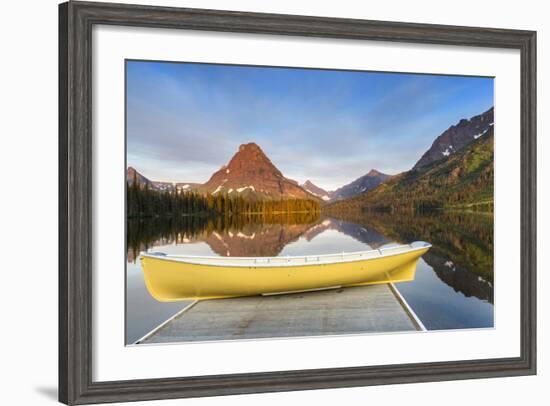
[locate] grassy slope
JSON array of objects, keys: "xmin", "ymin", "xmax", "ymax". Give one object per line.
[{"xmin": 325, "ymin": 127, "xmax": 494, "ymax": 212}]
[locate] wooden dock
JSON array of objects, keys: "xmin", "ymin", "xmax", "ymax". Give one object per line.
[{"xmin": 135, "ymin": 284, "xmax": 424, "ymax": 344}]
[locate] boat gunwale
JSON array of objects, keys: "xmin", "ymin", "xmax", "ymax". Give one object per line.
[{"xmin": 139, "ymin": 242, "xmax": 432, "ymax": 269}]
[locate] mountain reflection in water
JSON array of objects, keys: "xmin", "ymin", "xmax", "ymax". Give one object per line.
[{"xmin": 126, "ymin": 210, "xmax": 493, "ymax": 336}]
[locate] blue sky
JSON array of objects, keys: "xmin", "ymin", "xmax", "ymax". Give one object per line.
[{"xmin": 126, "ymin": 60, "xmax": 493, "ymax": 191}]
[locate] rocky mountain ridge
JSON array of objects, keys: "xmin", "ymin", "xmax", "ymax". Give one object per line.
[{"xmin": 414, "ymin": 107, "xmax": 494, "ymax": 169}]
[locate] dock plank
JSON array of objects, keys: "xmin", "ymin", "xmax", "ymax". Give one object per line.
[{"xmin": 139, "ymin": 284, "xmax": 419, "ymax": 344}]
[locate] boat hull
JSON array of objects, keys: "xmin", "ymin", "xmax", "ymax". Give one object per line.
[{"xmin": 140, "ymin": 246, "xmax": 430, "ymax": 302}]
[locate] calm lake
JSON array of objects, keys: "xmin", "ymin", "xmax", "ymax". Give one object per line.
[{"xmin": 126, "ymin": 211, "xmax": 494, "ymax": 344}]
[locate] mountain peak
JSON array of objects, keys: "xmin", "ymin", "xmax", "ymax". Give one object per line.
[
  {"xmin": 238, "ymin": 142, "xmax": 262, "ymax": 152},
  {"xmin": 331, "ymin": 170, "xmax": 390, "ymax": 201},
  {"xmin": 301, "ymin": 180, "xmax": 332, "ymax": 201},
  {"xmin": 126, "ymin": 167, "xmax": 151, "ymax": 188},
  {"xmin": 226, "ymin": 142, "xmax": 279, "ymax": 175},
  {"xmin": 414, "ymin": 107, "xmax": 494, "ymax": 170},
  {"xmin": 235, "ymin": 143, "xmax": 269, "ymax": 161},
  {"xmin": 203, "ymin": 143, "xmax": 318, "ymax": 201},
  {"xmin": 367, "ymin": 169, "xmax": 383, "ymax": 177},
  {"xmin": 232, "ymin": 142, "xmax": 272, "ymax": 164}
]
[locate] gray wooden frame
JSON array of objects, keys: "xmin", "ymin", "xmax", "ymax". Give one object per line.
[{"xmin": 59, "ymin": 1, "xmax": 537, "ymax": 404}]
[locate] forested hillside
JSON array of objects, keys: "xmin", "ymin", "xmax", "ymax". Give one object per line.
[{"xmin": 324, "ymin": 127, "xmax": 494, "ymax": 213}]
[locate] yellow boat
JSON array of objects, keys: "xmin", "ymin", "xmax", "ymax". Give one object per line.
[{"xmin": 140, "ymin": 242, "xmax": 431, "ymax": 302}]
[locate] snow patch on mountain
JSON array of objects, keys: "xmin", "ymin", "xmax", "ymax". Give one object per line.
[{"xmin": 236, "ymin": 185, "xmax": 255, "ymax": 193}]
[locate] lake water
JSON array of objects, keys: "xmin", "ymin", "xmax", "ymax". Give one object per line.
[{"xmin": 126, "ymin": 211, "xmax": 494, "ymax": 344}]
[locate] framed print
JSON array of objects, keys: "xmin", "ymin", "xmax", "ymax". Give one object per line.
[{"xmin": 59, "ymin": 1, "xmax": 537, "ymax": 404}]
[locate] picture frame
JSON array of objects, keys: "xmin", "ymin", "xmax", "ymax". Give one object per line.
[{"xmin": 59, "ymin": 1, "xmax": 537, "ymax": 404}]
